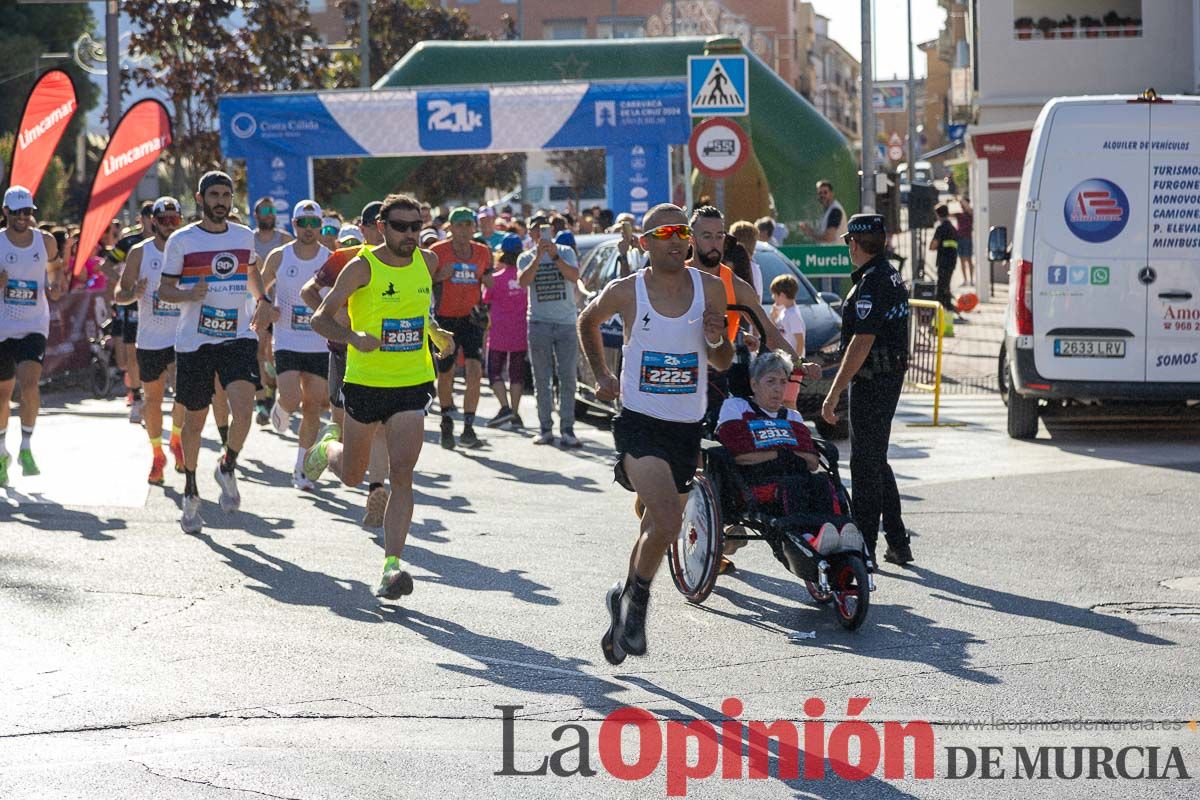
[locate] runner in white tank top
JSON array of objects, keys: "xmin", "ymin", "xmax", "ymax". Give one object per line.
[
  {"xmin": 578, "ymin": 202, "xmax": 734, "ymax": 666},
  {"xmin": 114, "ymin": 196, "xmax": 186, "ymax": 485},
  {"xmin": 619, "ymin": 268, "xmax": 707, "ymax": 423},
  {"xmin": 259, "ymin": 200, "xmax": 333, "ymax": 491},
  {"xmin": 270, "ymin": 240, "xmax": 330, "ymax": 354},
  {"xmin": 0, "ymin": 185, "xmax": 63, "ymax": 485}
]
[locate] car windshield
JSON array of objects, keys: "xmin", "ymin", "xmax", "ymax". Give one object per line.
[{"xmin": 754, "ymin": 247, "xmax": 819, "ymax": 305}]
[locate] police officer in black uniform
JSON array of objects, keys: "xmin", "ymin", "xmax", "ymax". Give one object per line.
[{"xmin": 821, "ymin": 214, "xmax": 913, "ymax": 565}]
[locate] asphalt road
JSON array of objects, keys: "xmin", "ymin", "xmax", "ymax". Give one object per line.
[{"xmin": 2, "ymin": 389, "xmax": 1199, "ymax": 799}]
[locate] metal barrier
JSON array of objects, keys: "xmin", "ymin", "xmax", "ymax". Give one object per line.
[{"xmin": 905, "ymin": 298, "xmax": 962, "ymax": 427}]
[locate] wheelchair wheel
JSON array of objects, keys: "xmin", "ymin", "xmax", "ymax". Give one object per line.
[
  {"xmin": 805, "ymin": 579, "xmax": 833, "ymax": 605},
  {"xmin": 668, "ymin": 474, "xmax": 723, "ymax": 604},
  {"xmin": 89, "ymin": 354, "xmax": 113, "ymax": 399},
  {"xmin": 830, "ymin": 554, "xmax": 870, "ymax": 630}
]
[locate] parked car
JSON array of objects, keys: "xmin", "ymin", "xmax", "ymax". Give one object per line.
[
  {"xmin": 996, "ymin": 91, "xmax": 1200, "ymax": 439},
  {"xmin": 574, "ymin": 238, "xmax": 849, "ymax": 438}
]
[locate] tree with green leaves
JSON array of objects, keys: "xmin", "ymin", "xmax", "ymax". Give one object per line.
[
  {"xmin": 123, "ymin": 0, "xmax": 333, "ymax": 203},
  {"xmin": 0, "ymin": 0, "xmax": 100, "ymax": 217}
]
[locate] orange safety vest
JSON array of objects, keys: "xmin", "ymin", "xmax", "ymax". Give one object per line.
[{"xmin": 718, "ymin": 263, "xmax": 740, "ymax": 340}]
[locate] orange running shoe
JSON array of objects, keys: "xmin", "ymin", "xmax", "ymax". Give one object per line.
[
  {"xmin": 148, "ymin": 450, "xmax": 167, "ymax": 485},
  {"xmin": 170, "ymin": 439, "xmax": 185, "ymax": 473}
]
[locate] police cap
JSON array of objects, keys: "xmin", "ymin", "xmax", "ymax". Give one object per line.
[{"xmin": 846, "ymin": 213, "xmax": 886, "ymax": 235}]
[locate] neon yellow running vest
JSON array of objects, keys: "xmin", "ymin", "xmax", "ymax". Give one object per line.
[{"xmin": 344, "ymin": 246, "xmax": 435, "ymax": 388}]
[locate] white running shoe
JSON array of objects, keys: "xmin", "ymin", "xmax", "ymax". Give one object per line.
[
  {"xmin": 532, "ymin": 431, "xmax": 554, "ymax": 445},
  {"xmin": 129, "ymin": 399, "xmax": 144, "ymax": 425},
  {"xmin": 839, "ymin": 523, "xmax": 865, "ymax": 552},
  {"xmin": 214, "ymin": 464, "xmax": 241, "ymax": 512},
  {"xmin": 292, "ymin": 470, "xmax": 316, "ymax": 492},
  {"xmin": 181, "ymin": 495, "xmax": 204, "ymax": 534},
  {"xmin": 269, "ymin": 401, "xmax": 291, "ymax": 435}
]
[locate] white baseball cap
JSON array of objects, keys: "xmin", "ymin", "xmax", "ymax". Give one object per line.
[
  {"xmin": 292, "ymin": 200, "xmax": 323, "ymax": 221},
  {"xmin": 338, "ymin": 224, "xmax": 363, "ymax": 244},
  {"xmin": 152, "ymin": 196, "xmax": 181, "ymax": 215},
  {"xmin": 321, "ymin": 216, "xmax": 340, "ymax": 231},
  {"xmin": 3, "ymin": 185, "xmax": 36, "ymax": 211}
]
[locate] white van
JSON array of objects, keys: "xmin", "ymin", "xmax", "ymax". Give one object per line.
[{"xmin": 995, "ymin": 91, "xmax": 1200, "ymax": 439}]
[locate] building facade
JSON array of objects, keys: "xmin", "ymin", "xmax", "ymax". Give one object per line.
[
  {"xmin": 967, "ymin": 0, "xmax": 1200, "ymax": 255},
  {"xmin": 810, "ymin": 12, "xmax": 861, "ymax": 154}
]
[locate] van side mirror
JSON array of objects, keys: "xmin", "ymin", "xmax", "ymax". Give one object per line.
[{"xmin": 988, "ymin": 226, "xmax": 1010, "ymax": 262}]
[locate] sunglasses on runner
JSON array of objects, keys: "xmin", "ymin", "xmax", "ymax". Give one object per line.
[
  {"xmin": 294, "ymin": 217, "xmax": 322, "ymax": 229},
  {"xmin": 642, "ymin": 224, "xmax": 692, "ymax": 241},
  {"xmin": 256, "ymin": 206, "xmax": 276, "ymax": 216},
  {"xmin": 154, "ymin": 214, "xmax": 181, "ymax": 226},
  {"xmin": 320, "ymin": 225, "xmax": 339, "ymax": 236},
  {"xmin": 8, "ymin": 208, "xmax": 35, "ymax": 217},
  {"xmin": 385, "ymin": 219, "xmax": 423, "ymax": 233}
]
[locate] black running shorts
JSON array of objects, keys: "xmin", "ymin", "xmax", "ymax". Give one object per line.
[
  {"xmin": 612, "ymin": 408, "xmax": 703, "ymax": 494},
  {"xmin": 435, "ymin": 315, "xmax": 484, "ymax": 372},
  {"xmin": 136, "ymin": 346, "xmax": 175, "ymax": 383},
  {"xmin": 175, "ymin": 337, "xmax": 262, "ymax": 411},
  {"xmin": 341, "ymin": 381, "xmax": 434, "ymax": 425},
  {"xmin": 274, "ymin": 349, "xmax": 329, "ymax": 379},
  {"xmin": 0, "ymin": 333, "xmax": 46, "ymax": 381}
]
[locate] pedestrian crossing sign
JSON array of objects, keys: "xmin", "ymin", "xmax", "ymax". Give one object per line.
[{"xmin": 688, "ymin": 55, "xmax": 748, "ymax": 117}]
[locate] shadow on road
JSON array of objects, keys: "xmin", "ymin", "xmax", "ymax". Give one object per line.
[
  {"xmin": 455, "ymin": 450, "xmax": 602, "ymax": 493},
  {"xmin": 890, "ymin": 565, "xmax": 1175, "ymax": 647},
  {"xmin": 383, "ymin": 606, "xmax": 626, "ymax": 709},
  {"xmin": 197, "ymin": 536, "xmax": 383, "ymax": 624},
  {"xmin": 1, "ymin": 504, "xmax": 126, "ymax": 542},
  {"xmin": 403, "ymin": 541, "xmax": 559, "ymax": 606}
]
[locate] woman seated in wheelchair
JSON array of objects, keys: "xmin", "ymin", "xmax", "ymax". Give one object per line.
[{"xmin": 715, "ymin": 350, "xmax": 863, "ymax": 558}]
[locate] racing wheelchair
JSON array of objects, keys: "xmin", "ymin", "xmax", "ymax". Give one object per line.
[{"xmin": 665, "ymin": 306, "xmax": 875, "ymax": 630}]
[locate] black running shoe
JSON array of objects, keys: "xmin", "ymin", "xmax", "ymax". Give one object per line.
[
  {"xmin": 460, "ymin": 426, "xmax": 482, "ymax": 449},
  {"xmin": 883, "ymin": 540, "xmax": 915, "ymax": 566},
  {"xmin": 440, "ymin": 416, "xmax": 455, "ymax": 450},
  {"xmin": 619, "ymin": 587, "xmax": 649, "ymax": 656},
  {"xmin": 600, "ymin": 581, "xmax": 626, "ymax": 666}
]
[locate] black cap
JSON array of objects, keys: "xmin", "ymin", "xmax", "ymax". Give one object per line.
[
  {"xmin": 528, "ymin": 214, "xmax": 549, "ymax": 227},
  {"xmin": 361, "ymin": 201, "xmax": 383, "ymax": 226},
  {"xmin": 198, "ymin": 170, "xmax": 234, "ymax": 194},
  {"xmin": 846, "ymin": 213, "xmax": 886, "ymax": 235}
]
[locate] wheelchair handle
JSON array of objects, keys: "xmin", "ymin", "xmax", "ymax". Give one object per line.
[{"xmin": 727, "ymin": 303, "xmax": 769, "ymax": 355}]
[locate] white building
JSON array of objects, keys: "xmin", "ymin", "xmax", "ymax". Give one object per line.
[{"xmin": 967, "ymin": 0, "xmax": 1200, "ymax": 286}]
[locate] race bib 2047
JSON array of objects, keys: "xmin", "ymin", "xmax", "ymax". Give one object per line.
[
  {"xmin": 639, "ymin": 351, "xmax": 699, "ymax": 394},
  {"xmin": 198, "ymin": 305, "xmax": 237, "ymax": 338}
]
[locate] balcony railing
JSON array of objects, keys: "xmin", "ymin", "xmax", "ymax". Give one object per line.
[{"xmin": 1014, "ymin": 20, "xmax": 1142, "ymax": 40}]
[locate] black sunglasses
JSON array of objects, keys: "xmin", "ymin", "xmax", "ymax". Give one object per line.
[{"xmin": 385, "ymin": 219, "xmax": 423, "ymax": 233}]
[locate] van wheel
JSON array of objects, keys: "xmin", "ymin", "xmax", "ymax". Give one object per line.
[
  {"xmin": 1007, "ymin": 391, "xmax": 1039, "ymax": 440},
  {"xmin": 998, "ymin": 344, "xmax": 1009, "ymax": 407}
]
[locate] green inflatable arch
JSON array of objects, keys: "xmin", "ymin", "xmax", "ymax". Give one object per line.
[{"xmin": 330, "ymin": 36, "xmax": 857, "ymax": 224}]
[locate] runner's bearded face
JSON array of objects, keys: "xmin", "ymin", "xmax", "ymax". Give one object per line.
[
  {"xmin": 691, "ymin": 216, "xmax": 725, "ymax": 269},
  {"xmin": 383, "ymin": 212, "xmax": 422, "ymax": 258},
  {"xmin": 255, "ymin": 204, "xmax": 275, "ymax": 230},
  {"xmin": 154, "ymin": 213, "xmax": 181, "ymax": 241},
  {"xmin": 201, "ymin": 185, "xmax": 232, "ymax": 224}
]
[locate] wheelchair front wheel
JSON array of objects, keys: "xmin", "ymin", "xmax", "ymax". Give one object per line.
[
  {"xmin": 805, "ymin": 579, "xmax": 833, "ymax": 605},
  {"xmin": 668, "ymin": 474, "xmax": 723, "ymax": 604},
  {"xmin": 830, "ymin": 554, "xmax": 870, "ymax": 630}
]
